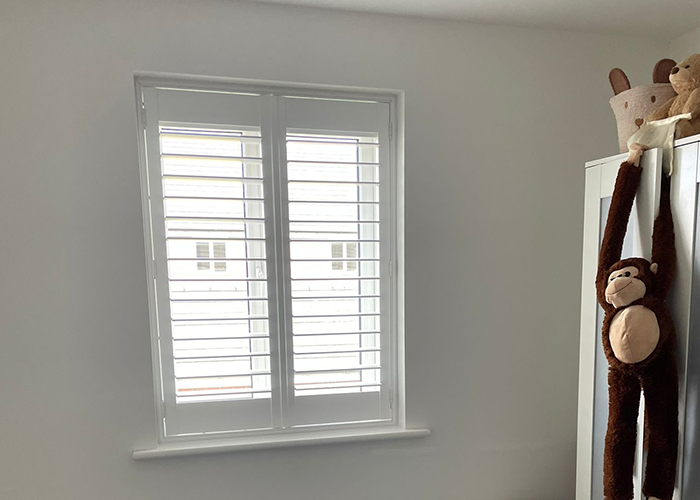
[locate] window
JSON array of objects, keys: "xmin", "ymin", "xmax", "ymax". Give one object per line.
[
  {"xmin": 331, "ymin": 242, "xmax": 358, "ymax": 271},
  {"xmin": 195, "ymin": 241, "xmax": 227, "ymax": 272},
  {"xmin": 136, "ymin": 77, "xmax": 401, "ymax": 443}
]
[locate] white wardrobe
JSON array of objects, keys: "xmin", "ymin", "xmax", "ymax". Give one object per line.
[{"xmin": 576, "ymin": 134, "xmax": 700, "ymax": 500}]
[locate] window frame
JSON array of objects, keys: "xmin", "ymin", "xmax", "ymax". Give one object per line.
[{"xmin": 134, "ymin": 73, "xmax": 406, "ymax": 449}]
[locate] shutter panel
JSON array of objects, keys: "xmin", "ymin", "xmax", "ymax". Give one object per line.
[
  {"xmin": 143, "ymin": 88, "xmax": 278, "ymax": 435},
  {"xmin": 279, "ymin": 97, "xmax": 393, "ymax": 426}
]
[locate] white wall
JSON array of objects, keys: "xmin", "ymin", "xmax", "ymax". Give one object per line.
[
  {"xmin": 670, "ymin": 26, "xmax": 700, "ymax": 61},
  {"xmin": 0, "ymin": 1, "xmax": 667, "ymax": 498}
]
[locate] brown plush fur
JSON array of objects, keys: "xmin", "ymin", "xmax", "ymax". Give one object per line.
[
  {"xmin": 596, "ymin": 162, "xmax": 678, "ymax": 500},
  {"xmin": 647, "ymin": 54, "xmax": 700, "ymax": 139}
]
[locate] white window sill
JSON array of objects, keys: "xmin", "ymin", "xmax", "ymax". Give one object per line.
[{"xmin": 132, "ymin": 427, "xmax": 430, "ymax": 460}]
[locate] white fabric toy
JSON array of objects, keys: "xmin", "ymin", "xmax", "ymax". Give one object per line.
[{"xmin": 627, "ymin": 113, "xmax": 692, "ymax": 174}]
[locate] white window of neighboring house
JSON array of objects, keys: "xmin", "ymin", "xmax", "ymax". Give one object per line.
[
  {"xmin": 331, "ymin": 242, "xmax": 358, "ymax": 271},
  {"xmin": 195, "ymin": 241, "xmax": 227, "ymax": 272},
  {"xmin": 135, "ymin": 75, "xmax": 404, "ymax": 447},
  {"xmin": 195, "ymin": 242, "xmax": 210, "ymax": 271}
]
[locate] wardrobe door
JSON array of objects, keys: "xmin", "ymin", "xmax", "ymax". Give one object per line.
[
  {"xmin": 674, "ymin": 141, "xmax": 700, "ymax": 500},
  {"xmin": 576, "ymin": 149, "xmax": 663, "ymax": 500}
]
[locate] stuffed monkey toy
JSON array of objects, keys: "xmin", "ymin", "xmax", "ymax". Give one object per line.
[{"xmin": 597, "ymin": 145, "xmax": 678, "ymax": 500}]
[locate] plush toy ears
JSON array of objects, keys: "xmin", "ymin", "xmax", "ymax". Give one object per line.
[
  {"xmin": 653, "ymin": 59, "xmax": 677, "ymax": 84},
  {"xmin": 651, "ymin": 262, "xmax": 659, "ymax": 274},
  {"xmin": 609, "ymin": 68, "xmax": 631, "ymax": 95}
]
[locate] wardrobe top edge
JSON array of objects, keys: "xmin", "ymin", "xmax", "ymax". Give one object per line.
[{"xmin": 585, "ymin": 134, "xmax": 700, "ymax": 169}]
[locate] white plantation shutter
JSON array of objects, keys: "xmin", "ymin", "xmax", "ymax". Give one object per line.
[
  {"xmin": 143, "ymin": 89, "xmax": 277, "ymax": 435},
  {"xmin": 280, "ymin": 97, "xmax": 392, "ymax": 426},
  {"xmin": 140, "ymin": 83, "xmax": 396, "ymax": 440}
]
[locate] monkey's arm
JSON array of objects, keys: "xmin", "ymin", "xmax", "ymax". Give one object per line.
[
  {"xmin": 597, "ymin": 162, "xmax": 643, "ymax": 302},
  {"xmin": 651, "ymin": 174, "xmax": 675, "ymax": 299}
]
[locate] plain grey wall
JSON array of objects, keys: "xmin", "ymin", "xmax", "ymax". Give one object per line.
[
  {"xmin": 0, "ymin": 0, "xmax": 668, "ymax": 498},
  {"xmin": 670, "ymin": 25, "xmax": 700, "ymax": 60}
]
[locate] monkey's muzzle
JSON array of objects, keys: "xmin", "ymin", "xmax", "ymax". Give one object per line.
[{"xmin": 605, "ymin": 277, "xmax": 646, "ymax": 308}]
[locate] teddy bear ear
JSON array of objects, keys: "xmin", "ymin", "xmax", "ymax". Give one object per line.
[
  {"xmin": 653, "ymin": 59, "xmax": 677, "ymax": 83},
  {"xmin": 609, "ymin": 68, "xmax": 631, "ymax": 95}
]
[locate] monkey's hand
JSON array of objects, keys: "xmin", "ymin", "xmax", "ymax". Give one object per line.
[{"xmin": 627, "ymin": 142, "xmax": 649, "ymax": 167}]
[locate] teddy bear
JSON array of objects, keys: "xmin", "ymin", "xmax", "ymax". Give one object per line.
[{"xmin": 647, "ymin": 53, "xmax": 700, "ymax": 139}]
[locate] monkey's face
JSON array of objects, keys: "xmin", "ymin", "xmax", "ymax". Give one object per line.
[{"xmin": 605, "ymin": 266, "xmax": 647, "ymax": 308}]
